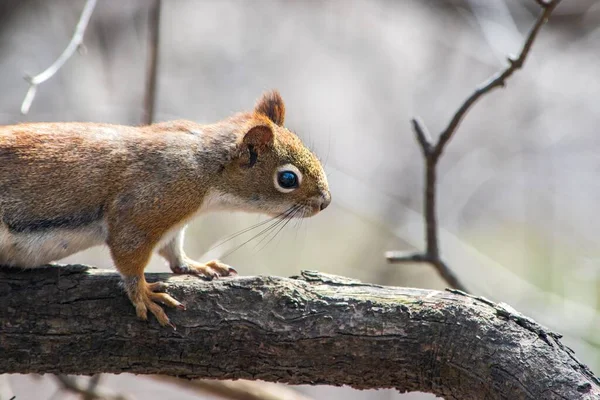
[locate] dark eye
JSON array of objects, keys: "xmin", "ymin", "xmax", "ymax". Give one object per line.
[{"xmin": 277, "ymin": 171, "xmax": 298, "ymax": 189}]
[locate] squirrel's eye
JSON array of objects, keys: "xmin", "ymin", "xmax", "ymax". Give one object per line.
[
  {"xmin": 277, "ymin": 171, "xmax": 298, "ymax": 189},
  {"xmin": 274, "ymin": 164, "xmax": 302, "ymax": 193}
]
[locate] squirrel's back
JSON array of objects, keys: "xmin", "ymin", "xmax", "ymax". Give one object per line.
[{"xmin": 0, "ymin": 122, "xmax": 205, "ymax": 218}]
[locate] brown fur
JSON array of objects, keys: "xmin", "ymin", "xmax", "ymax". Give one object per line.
[{"xmin": 0, "ymin": 90, "xmax": 330, "ymax": 327}]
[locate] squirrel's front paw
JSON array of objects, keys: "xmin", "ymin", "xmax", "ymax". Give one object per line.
[
  {"xmin": 171, "ymin": 259, "xmax": 237, "ymax": 280},
  {"xmin": 123, "ymin": 276, "xmax": 185, "ymax": 328}
]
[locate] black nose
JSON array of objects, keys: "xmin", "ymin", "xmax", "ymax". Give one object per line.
[{"xmin": 320, "ymin": 191, "xmax": 331, "ymax": 211}]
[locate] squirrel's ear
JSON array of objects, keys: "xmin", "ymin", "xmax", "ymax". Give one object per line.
[
  {"xmin": 254, "ymin": 90, "xmax": 285, "ymax": 126},
  {"xmin": 240, "ymin": 126, "xmax": 273, "ymax": 167},
  {"xmin": 242, "ymin": 125, "xmax": 274, "ymax": 149}
]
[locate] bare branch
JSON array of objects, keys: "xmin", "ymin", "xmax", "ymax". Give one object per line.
[
  {"xmin": 388, "ymin": 0, "xmax": 561, "ymax": 293},
  {"xmin": 20, "ymin": 0, "xmax": 97, "ymax": 115},
  {"xmin": 142, "ymin": 0, "xmax": 162, "ymax": 125},
  {"xmin": 54, "ymin": 375, "xmax": 131, "ymax": 400},
  {"xmin": 83, "ymin": 375, "xmax": 103, "ymax": 400},
  {"xmin": 385, "ymin": 251, "xmax": 432, "ymax": 263},
  {"xmin": 431, "ymin": 259, "xmax": 466, "ymax": 292},
  {"xmin": 411, "ymin": 117, "xmax": 433, "ymax": 156},
  {"xmin": 431, "ymin": 0, "xmax": 561, "ymax": 161},
  {"xmin": 386, "ymin": 252, "xmax": 466, "ymax": 291}
]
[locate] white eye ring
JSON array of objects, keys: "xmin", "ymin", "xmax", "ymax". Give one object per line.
[{"xmin": 274, "ymin": 164, "xmax": 303, "ymax": 193}]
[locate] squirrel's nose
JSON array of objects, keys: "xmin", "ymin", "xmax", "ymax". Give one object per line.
[{"xmin": 320, "ymin": 191, "xmax": 332, "ymax": 211}]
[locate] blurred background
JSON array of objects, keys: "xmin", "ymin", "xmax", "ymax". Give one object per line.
[{"xmin": 1, "ymin": 0, "xmax": 599, "ymax": 399}]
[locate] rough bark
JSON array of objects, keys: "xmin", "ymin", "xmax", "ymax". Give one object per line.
[{"xmin": 1, "ymin": 265, "xmax": 598, "ymax": 399}]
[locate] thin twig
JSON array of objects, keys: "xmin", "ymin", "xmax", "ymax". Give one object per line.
[
  {"xmin": 388, "ymin": 0, "xmax": 562, "ymax": 293},
  {"xmin": 385, "ymin": 251, "xmax": 432, "ymax": 263},
  {"xmin": 431, "ymin": 0, "xmax": 560, "ymax": 161},
  {"xmin": 83, "ymin": 375, "xmax": 103, "ymax": 400},
  {"xmin": 20, "ymin": 0, "xmax": 97, "ymax": 115},
  {"xmin": 54, "ymin": 375, "xmax": 131, "ymax": 400},
  {"xmin": 142, "ymin": 0, "xmax": 162, "ymax": 125},
  {"xmin": 411, "ymin": 117, "xmax": 433, "ymax": 156},
  {"xmin": 424, "ymin": 155, "xmax": 439, "ymax": 258}
]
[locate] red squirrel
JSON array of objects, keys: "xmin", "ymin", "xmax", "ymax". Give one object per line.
[{"xmin": 0, "ymin": 90, "xmax": 331, "ymax": 327}]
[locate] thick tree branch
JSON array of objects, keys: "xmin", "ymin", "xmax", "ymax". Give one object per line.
[
  {"xmin": 1, "ymin": 266, "xmax": 598, "ymax": 399},
  {"xmin": 387, "ymin": 0, "xmax": 562, "ymax": 292}
]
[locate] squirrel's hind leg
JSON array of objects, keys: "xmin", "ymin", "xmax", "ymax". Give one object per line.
[{"xmin": 158, "ymin": 228, "xmax": 237, "ymax": 279}]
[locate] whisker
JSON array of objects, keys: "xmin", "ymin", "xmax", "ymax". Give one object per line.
[
  {"xmin": 293, "ymin": 214, "xmax": 303, "ymax": 240},
  {"xmin": 208, "ymin": 208, "xmax": 292, "ymax": 251},
  {"xmin": 220, "ymin": 205, "xmax": 300, "ymax": 259},
  {"xmin": 252, "ymin": 205, "xmax": 302, "ymax": 250},
  {"xmin": 256, "ymin": 204, "xmax": 305, "ymax": 252},
  {"xmin": 324, "ymin": 129, "xmax": 331, "ymax": 166}
]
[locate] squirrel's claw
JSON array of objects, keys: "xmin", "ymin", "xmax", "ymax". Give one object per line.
[
  {"xmin": 170, "ymin": 259, "xmax": 237, "ymax": 280},
  {"xmin": 126, "ymin": 278, "xmax": 184, "ymax": 327}
]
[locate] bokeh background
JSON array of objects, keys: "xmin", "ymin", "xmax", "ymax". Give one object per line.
[{"xmin": 1, "ymin": 0, "xmax": 599, "ymax": 399}]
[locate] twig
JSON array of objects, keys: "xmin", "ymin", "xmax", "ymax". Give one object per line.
[
  {"xmin": 20, "ymin": 0, "xmax": 97, "ymax": 115},
  {"xmin": 412, "ymin": 117, "xmax": 433, "ymax": 156},
  {"xmin": 152, "ymin": 376, "xmax": 314, "ymax": 400},
  {"xmin": 83, "ymin": 375, "xmax": 103, "ymax": 400},
  {"xmin": 385, "ymin": 251, "xmax": 432, "ymax": 263},
  {"xmin": 387, "ymin": 0, "xmax": 562, "ymax": 292},
  {"xmin": 54, "ymin": 375, "xmax": 131, "ymax": 400},
  {"xmin": 142, "ymin": 0, "xmax": 162, "ymax": 125},
  {"xmin": 432, "ymin": 0, "xmax": 561, "ymax": 162}
]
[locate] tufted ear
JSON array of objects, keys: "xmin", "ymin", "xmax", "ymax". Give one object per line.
[{"xmin": 254, "ymin": 90, "xmax": 285, "ymax": 126}]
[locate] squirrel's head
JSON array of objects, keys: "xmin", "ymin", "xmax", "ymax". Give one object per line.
[{"xmin": 214, "ymin": 90, "xmax": 330, "ymax": 218}]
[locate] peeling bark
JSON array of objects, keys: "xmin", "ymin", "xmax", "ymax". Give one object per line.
[{"xmin": 1, "ymin": 266, "xmax": 598, "ymax": 399}]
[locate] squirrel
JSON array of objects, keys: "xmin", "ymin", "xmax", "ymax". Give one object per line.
[{"xmin": 0, "ymin": 90, "xmax": 331, "ymax": 328}]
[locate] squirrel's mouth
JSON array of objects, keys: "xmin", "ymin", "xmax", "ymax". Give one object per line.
[
  {"xmin": 272, "ymin": 199, "xmax": 327, "ymax": 220},
  {"xmin": 275, "ymin": 203, "xmax": 314, "ymax": 219}
]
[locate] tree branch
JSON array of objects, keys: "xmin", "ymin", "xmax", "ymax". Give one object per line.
[
  {"xmin": 431, "ymin": 0, "xmax": 561, "ymax": 161},
  {"xmin": 141, "ymin": 0, "xmax": 161, "ymax": 125},
  {"xmin": 387, "ymin": 0, "xmax": 562, "ymax": 292},
  {"xmin": 411, "ymin": 117, "xmax": 433, "ymax": 156},
  {"xmin": 1, "ymin": 266, "xmax": 598, "ymax": 399},
  {"xmin": 20, "ymin": 0, "xmax": 97, "ymax": 115},
  {"xmin": 53, "ymin": 375, "xmax": 130, "ymax": 400}
]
